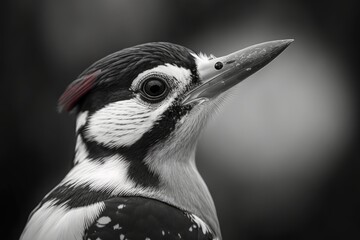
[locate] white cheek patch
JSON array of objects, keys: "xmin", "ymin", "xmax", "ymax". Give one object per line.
[{"xmin": 85, "ymin": 99, "xmax": 172, "ymax": 147}]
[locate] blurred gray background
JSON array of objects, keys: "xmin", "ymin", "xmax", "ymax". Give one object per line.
[{"xmin": 3, "ymin": 0, "xmax": 359, "ymax": 239}]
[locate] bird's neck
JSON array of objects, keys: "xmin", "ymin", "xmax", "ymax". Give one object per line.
[
  {"xmin": 148, "ymin": 150, "xmax": 222, "ymax": 238},
  {"xmin": 68, "ymin": 131, "xmax": 221, "ymax": 238}
]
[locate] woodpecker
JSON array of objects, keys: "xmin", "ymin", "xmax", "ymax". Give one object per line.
[{"xmin": 21, "ymin": 40, "xmax": 292, "ymax": 240}]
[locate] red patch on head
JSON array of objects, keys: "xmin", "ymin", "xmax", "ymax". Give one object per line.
[{"xmin": 58, "ymin": 70, "xmax": 101, "ymax": 112}]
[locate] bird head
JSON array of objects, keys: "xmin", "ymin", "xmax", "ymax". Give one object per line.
[
  {"xmin": 57, "ymin": 40, "xmax": 292, "ymax": 236},
  {"xmin": 59, "ymin": 40, "xmax": 292, "ymax": 162}
]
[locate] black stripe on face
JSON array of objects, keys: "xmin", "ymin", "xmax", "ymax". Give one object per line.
[{"xmin": 78, "ymin": 87, "xmax": 134, "ymax": 114}]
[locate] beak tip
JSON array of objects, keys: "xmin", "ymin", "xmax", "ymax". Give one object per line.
[
  {"xmin": 280, "ymin": 39, "xmax": 295, "ymax": 48},
  {"xmin": 266, "ymin": 39, "xmax": 294, "ymax": 59},
  {"xmin": 284, "ymin": 38, "xmax": 295, "ymax": 43},
  {"xmin": 285, "ymin": 38, "xmax": 294, "ymax": 43}
]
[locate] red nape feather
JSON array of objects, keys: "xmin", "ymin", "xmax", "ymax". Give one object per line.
[{"xmin": 58, "ymin": 70, "xmax": 101, "ymax": 112}]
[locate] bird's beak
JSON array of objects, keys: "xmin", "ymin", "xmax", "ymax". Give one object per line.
[{"xmin": 182, "ymin": 39, "xmax": 293, "ymax": 105}]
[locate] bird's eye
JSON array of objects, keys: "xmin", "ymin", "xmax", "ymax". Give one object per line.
[{"xmin": 141, "ymin": 77, "xmax": 169, "ymax": 101}]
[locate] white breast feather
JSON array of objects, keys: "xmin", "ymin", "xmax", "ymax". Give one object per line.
[
  {"xmin": 62, "ymin": 156, "xmax": 161, "ymax": 197},
  {"xmin": 20, "ymin": 201, "xmax": 104, "ymax": 240},
  {"xmin": 62, "ymin": 157, "xmax": 135, "ymax": 193}
]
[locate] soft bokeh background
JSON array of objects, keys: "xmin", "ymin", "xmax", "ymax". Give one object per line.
[{"xmin": 3, "ymin": 0, "xmax": 359, "ymax": 239}]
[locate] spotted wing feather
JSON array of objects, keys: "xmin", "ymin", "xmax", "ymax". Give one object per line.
[{"xmin": 84, "ymin": 197, "xmax": 215, "ymax": 240}]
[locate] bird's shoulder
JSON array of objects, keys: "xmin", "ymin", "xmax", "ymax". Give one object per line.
[{"xmin": 84, "ymin": 196, "xmax": 216, "ymax": 240}]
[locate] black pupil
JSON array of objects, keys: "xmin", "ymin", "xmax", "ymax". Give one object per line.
[
  {"xmin": 144, "ymin": 78, "xmax": 166, "ymax": 97},
  {"xmin": 214, "ymin": 61, "xmax": 223, "ymax": 70}
]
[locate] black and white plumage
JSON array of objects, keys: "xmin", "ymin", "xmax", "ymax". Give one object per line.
[
  {"xmin": 84, "ymin": 197, "xmax": 214, "ymax": 240},
  {"xmin": 21, "ymin": 40, "xmax": 292, "ymax": 240}
]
